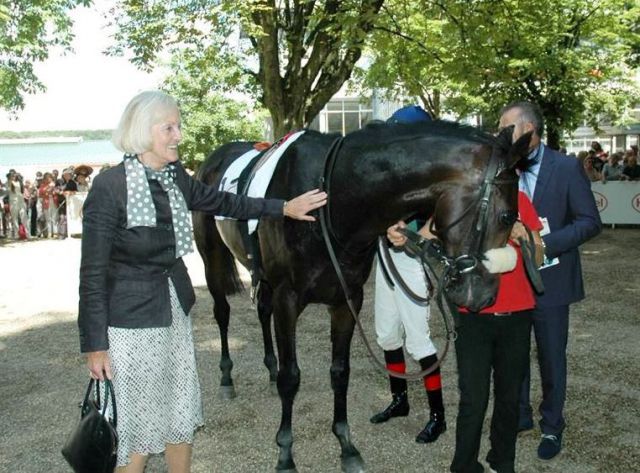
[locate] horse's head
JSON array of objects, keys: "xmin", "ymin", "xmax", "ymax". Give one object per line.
[{"xmin": 430, "ymin": 126, "xmax": 532, "ymax": 312}]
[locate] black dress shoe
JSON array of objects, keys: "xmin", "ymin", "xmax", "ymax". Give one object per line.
[
  {"xmin": 415, "ymin": 412, "xmax": 446, "ymax": 443},
  {"xmin": 370, "ymin": 391, "xmax": 409, "ymax": 424},
  {"xmin": 537, "ymin": 433, "xmax": 562, "ymax": 460}
]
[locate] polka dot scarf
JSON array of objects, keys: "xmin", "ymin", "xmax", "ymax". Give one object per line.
[{"xmin": 124, "ymin": 154, "xmax": 193, "ymax": 258}]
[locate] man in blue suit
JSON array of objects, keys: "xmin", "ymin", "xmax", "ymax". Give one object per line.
[{"xmin": 498, "ymin": 102, "xmax": 602, "ymax": 461}]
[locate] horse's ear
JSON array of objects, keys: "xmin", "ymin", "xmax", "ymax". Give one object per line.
[
  {"xmin": 506, "ymin": 131, "xmax": 533, "ymax": 169},
  {"xmin": 495, "ymin": 125, "xmax": 515, "ymax": 150}
]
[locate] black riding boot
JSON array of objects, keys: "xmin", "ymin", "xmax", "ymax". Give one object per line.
[
  {"xmin": 370, "ymin": 348, "xmax": 410, "ymax": 424},
  {"xmin": 415, "ymin": 354, "xmax": 447, "ymax": 443},
  {"xmin": 416, "ymin": 411, "xmax": 447, "ymax": 443}
]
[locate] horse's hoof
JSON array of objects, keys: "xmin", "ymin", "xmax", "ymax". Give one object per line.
[
  {"xmin": 219, "ymin": 385, "xmax": 236, "ymax": 400},
  {"xmin": 275, "ymin": 461, "xmax": 297, "ymax": 472},
  {"xmin": 270, "ymin": 380, "xmax": 278, "ymax": 396},
  {"xmin": 341, "ymin": 454, "xmax": 365, "ymax": 473}
]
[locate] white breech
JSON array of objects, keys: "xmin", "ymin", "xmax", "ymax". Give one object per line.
[{"xmin": 374, "ymin": 246, "xmax": 436, "ymax": 361}]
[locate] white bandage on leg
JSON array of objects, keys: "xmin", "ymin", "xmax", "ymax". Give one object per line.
[{"xmin": 482, "ymin": 245, "xmax": 517, "ymax": 274}]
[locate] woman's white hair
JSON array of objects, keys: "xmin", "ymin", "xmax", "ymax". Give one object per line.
[{"xmin": 112, "ymin": 90, "xmax": 179, "ymax": 154}]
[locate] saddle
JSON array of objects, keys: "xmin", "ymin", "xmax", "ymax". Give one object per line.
[{"xmin": 231, "ymin": 132, "xmax": 303, "ymax": 296}]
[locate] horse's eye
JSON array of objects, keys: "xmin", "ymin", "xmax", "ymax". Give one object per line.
[{"xmin": 500, "ymin": 210, "xmax": 518, "ymax": 227}]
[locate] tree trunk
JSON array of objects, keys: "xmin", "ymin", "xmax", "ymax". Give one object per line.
[
  {"xmin": 251, "ymin": 0, "xmax": 385, "ymax": 139},
  {"xmin": 545, "ymin": 125, "xmax": 561, "ymax": 151}
]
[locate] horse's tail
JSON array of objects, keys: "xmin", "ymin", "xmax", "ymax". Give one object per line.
[
  {"xmin": 193, "ymin": 142, "xmax": 256, "ymax": 296},
  {"xmin": 193, "ymin": 211, "xmax": 244, "ymax": 296}
]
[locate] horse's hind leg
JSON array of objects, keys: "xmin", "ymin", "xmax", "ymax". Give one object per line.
[
  {"xmin": 329, "ymin": 302, "xmax": 365, "ymax": 473},
  {"xmin": 194, "ymin": 212, "xmax": 244, "ymax": 400},
  {"xmin": 208, "ymin": 270, "xmax": 236, "ymax": 400},
  {"xmin": 272, "ymin": 287, "xmax": 303, "ymax": 472},
  {"xmin": 256, "ymin": 282, "xmax": 278, "ymax": 389}
]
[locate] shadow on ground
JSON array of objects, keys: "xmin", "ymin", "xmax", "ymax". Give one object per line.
[{"xmin": 0, "ymin": 228, "xmax": 638, "ymax": 472}]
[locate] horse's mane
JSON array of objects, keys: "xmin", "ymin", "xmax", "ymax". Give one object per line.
[{"xmin": 344, "ymin": 120, "xmax": 496, "ymax": 148}]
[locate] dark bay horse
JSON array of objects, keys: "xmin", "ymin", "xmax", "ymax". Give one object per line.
[{"xmin": 193, "ymin": 121, "xmax": 530, "ymax": 472}]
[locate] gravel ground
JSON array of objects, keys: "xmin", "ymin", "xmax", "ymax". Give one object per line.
[{"xmin": 0, "ymin": 227, "xmax": 638, "ymax": 473}]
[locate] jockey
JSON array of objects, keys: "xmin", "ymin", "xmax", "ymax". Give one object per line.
[{"xmin": 370, "ymin": 104, "xmax": 447, "ymax": 444}]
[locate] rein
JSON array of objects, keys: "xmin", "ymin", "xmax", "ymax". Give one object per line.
[
  {"xmin": 376, "ymin": 240, "xmax": 432, "ymax": 303},
  {"xmin": 320, "ymin": 136, "xmax": 348, "ymax": 249},
  {"xmin": 318, "ymin": 137, "xmax": 451, "ymax": 380}
]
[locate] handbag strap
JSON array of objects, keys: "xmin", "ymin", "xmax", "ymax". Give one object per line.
[
  {"xmin": 83, "ymin": 378, "xmax": 118, "ymax": 427},
  {"xmin": 103, "ymin": 379, "xmax": 118, "ymax": 427}
]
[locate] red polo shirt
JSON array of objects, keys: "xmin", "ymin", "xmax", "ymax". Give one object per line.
[{"xmin": 475, "ymin": 191, "xmax": 542, "ymax": 313}]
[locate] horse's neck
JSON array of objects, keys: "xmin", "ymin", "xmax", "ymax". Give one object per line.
[{"xmin": 330, "ymin": 142, "xmax": 472, "ymax": 244}]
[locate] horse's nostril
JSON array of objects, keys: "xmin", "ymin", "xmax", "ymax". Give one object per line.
[{"xmin": 484, "ymin": 294, "xmax": 496, "ymax": 308}]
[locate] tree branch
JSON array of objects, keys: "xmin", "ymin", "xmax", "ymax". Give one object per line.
[{"xmin": 372, "ymin": 25, "xmax": 445, "ymax": 64}]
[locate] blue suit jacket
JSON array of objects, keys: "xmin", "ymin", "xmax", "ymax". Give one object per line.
[{"xmin": 530, "ymin": 146, "xmax": 602, "ymax": 308}]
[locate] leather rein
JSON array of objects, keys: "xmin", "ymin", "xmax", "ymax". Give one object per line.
[
  {"xmin": 318, "ymin": 137, "xmax": 437, "ymax": 380},
  {"xmin": 316, "ymin": 137, "xmax": 446, "ymax": 379},
  {"xmin": 317, "ymin": 135, "xmax": 521, "ymax": 380}
]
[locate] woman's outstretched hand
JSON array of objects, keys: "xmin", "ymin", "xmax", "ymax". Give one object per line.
[{"xmin": 283, "ymin": 189, "xmax": 328, "ymax": 221}]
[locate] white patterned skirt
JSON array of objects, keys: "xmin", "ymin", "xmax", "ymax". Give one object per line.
[{"xmin": 107, "ymin": 280, "xmax": 203, "ymax": 466}]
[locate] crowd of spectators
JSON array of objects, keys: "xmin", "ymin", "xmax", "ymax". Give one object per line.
[
  {"xmin": 1, "ymin": 140, "xmax": 638, "ymax": 240},
  {"xmin": 573, "ymin": 142, "xmax": 640, "ymax": 182},
  {"xmin": 0, "ymin": 164, "xmax": 96, "ymax": 240}
]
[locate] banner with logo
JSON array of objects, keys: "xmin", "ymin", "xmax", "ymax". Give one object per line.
[
  {"xmin": 591, "ymin": 182, "xmax": 640, "ymax": 225},
  {"xmin": 67, "ymin": 192, "xmax": 88, "ymax": 236}
]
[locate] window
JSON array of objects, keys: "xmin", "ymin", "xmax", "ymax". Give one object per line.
[
  {"xmin": 313, "ymin": 98, "xmax": 375, "ymax": 135},
  {"xmin": 328, "ymin": 113, "xmax": 343, "ymax": 133}
]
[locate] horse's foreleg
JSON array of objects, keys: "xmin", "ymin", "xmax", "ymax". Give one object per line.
[
  {"xmin": 329, "ymin": 302, "xmax": 365, "ymax": 473},
  {"xmin": 272, "ymin": 287, "xmax": 302, "ymax": 472},
  {"xmin": 256, "ymin": 282, "xmax": 278, "ymax": 388}
]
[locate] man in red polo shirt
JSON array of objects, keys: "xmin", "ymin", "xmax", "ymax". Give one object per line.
[{"xmin": 387, "ymin": 191, "xmax": 543, "ymax": 473}]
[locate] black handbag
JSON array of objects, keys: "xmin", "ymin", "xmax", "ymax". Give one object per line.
[{"xmin": 61, "ymin": 378, "xmax": 119, "ymax": 473}]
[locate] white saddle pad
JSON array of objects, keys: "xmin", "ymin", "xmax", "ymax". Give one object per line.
[{"xmin": 215, "ymin": 130, "xmax": 306, "ymax": 233}]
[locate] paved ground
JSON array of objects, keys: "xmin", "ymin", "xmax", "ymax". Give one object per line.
[{"xmin": 0, "ymin": 228, "xmax": 638, "ymax": 472}]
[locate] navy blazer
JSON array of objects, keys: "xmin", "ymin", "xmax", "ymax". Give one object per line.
[
  {"xmin": 530, "ymin": 147, "xmax": 602, "ymax": 308},
  {"xmin": 78, "ymin": 160, "xmax": 285, "ymax": 353}
]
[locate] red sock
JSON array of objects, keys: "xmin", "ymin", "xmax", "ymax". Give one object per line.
[
  {"xmin": 424, "ymin": 372, "xmax": 442, "ymax": 391},
  {"xmin": 387, "ymin": 362, "xmax": 406, "ymax": 375}
]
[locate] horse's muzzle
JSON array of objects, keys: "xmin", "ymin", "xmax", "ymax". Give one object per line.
[{"xmin": 445, "ymin": 268, "xmax": 499, "ymax": 312}]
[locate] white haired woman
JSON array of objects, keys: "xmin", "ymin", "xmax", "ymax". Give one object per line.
[{"xmin": 78, "ymin": 90, "xmax": 327, "ymax": 473}]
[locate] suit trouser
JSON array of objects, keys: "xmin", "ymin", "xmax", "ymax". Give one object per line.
[
  {"xmin": 450, "ymin": 311, "xmax": 532, "ymax": 473},
  {"xmin": 519, "ymin": 305, "xmax": 569, "ymax": 436}
]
